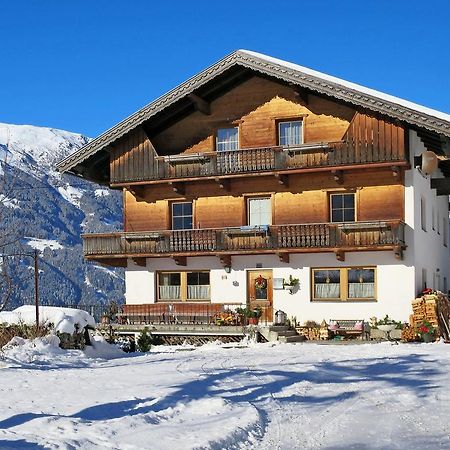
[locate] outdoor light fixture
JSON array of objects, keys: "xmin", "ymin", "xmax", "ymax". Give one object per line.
[{"xmin": 224, "ymin": 266, "xmax": 231, "ymax": 273}]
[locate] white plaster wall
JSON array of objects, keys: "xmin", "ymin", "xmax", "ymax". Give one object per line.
[
  {"xmin": 123, "ymin": 129, "xmax": 449, "ymax": 322},
  {"xmin": 125, "ymin": 260, "xmax": 155, "ymax": 304},
  {"xmin": 124, "ymin": 252, "xmax": 415, "ymax": 322},
  {"xmin": 408, "ymin": 130, "xmax": 450, "ymax": 294}
]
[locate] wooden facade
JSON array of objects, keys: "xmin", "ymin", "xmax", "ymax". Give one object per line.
[
  {"xmin": 109, "ymin": 77, "xmax": 406, "ymax": 185},
  {"xmin": 84, "ymin": 74, "xmax": 409, "ymax": 265},
  {"xmin": 123, "ymin": 169, "xmax": 404, "ymax": 232}
]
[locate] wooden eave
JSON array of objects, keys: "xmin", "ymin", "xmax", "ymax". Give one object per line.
[{"xmin": 57, "ymin": 50, "xmax": 450, "ymax": 184}]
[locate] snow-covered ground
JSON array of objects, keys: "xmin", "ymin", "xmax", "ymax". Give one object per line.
[
  {"xmin": 24, "ymin": 237, "xmax": 64, "ymax": 252},
  {"xmin": 1, "ymin": 340, "xmax": 449, "ymax": 449}
]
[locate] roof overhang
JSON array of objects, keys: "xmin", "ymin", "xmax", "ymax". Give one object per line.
[{"xmin": 57, "ymin": 49, "xmax": 450, "ymax": 179}]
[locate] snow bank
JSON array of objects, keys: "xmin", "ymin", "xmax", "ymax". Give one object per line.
[
  {"xmin": 84, "ymin": 334, "xmax": 124, "ymax": 359},
  {"xmin": 0, "ymin": 305, "xmax": 95, "ymax": 334},
  {"xmin": 2, "ymin": 334, "xmax": 64, "ymax": 366}
]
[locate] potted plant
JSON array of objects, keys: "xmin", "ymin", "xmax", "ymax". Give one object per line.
[
  {"xmin": 376, "ymin": 315, "xmax": 398, "ymax": 333},
  {"xmin": 417, "ymin": 320, "xmax": 436, "ymax": 343},
  {"xmin": 283, "ymin": 275, "xmax": 299, "ymax": 293},
  {"xmin": 375, "ymin": 315, "xmax": 403, "ymax": 340},
  {"xmin": 236, "ymin": 306, "xmax": 263, "ymax": 325}
]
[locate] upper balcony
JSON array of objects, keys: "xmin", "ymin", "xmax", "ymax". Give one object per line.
[
  {"xmin": 82, "ymin": 220, "xmax": 406, "ymax": 266},
  {"xmin": 109, "ymin": 115, "xmax": 408, "ymax": 186}
]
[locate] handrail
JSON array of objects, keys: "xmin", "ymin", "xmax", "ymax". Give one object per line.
[
  {"xmin": 111, "ymin": 134, "xmax": 407, "ymax": 184},
  {"xmin": 82, "ymin": 221, "xmax": 405, "ymax": 256}
]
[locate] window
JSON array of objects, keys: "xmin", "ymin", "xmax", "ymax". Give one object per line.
[
  {"xmin": 157, "ymin": 271, "xmax": 210, "ymax": 302},
  {"xmin": 437, "ymin": 210, "xmax": 441, "ymax": 235},
  {"xmin": 172, "ymin": 202, "xmax": 193, "ymax": 230},
  {"xmin": 422, "ymin": 268, "xmax": 427, "ymax": 290},
  {"xmin": 312, "ymin": 267, "xmax": 376, "ymax": 301},
  {"xmin": 158, "ymin": 272, "xmax": 181, "ymax": 301},
  {"xmin": 247, "ymin": 197, "xmax": 272, "ymax": 226},
  {"xmin": 313, "ymin": 269, "xmax": 341, "ymax": 299},
  {"xmin": 444, "ymin": 277, "xmax": 448, "ymax": 294},
  {"xmin": 432, "ymin": 206, "xmax": 435, "ymax": 230},
  {"xmin": 330, "ymin": 193, "xmax": 355, "ymax": 222},
  {"xmin": 278, "ymin": 120, "xmax": 303, "ymax": 146},
  {"xmin": 444, "ymin": 218, "xmax": 448, "ymax": 247},
  {"xmin": 216, "ymin": 127, "xmax": 239, "ymax": 151},
  {"xmin": 421, "ymin": 197, "xmax": 427, "ymax": 231},
  {"xmin": 348, "ymin": 268, "xmax": 375, "ymax": 299},
  {"xmin": 187, "ymin": 272, "xmax": 210, "ymax": 300}
]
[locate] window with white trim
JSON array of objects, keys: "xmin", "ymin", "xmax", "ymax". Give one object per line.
[
  {"xmin": 216, "ymin": 127, "xmax": 239, "ymax": 151},
  {"xmin": 278, "ymin": 120, "xmax": 303, "ymax": 146},
  {"xmin": 330, "ymin": 193, "xmax": 355, "ymax": 222},
  {"xmin": 172, "ymin": 202, "xmax": 193, "ymax": 230},
  {"xmin": 247, "ymin": 197, "xmax": 272, "ymax": 226}
]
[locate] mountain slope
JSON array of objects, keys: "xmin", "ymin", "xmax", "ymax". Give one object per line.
[{"xmin": 0, "ymin": 123, "xmax": 124, "ymax": 309}]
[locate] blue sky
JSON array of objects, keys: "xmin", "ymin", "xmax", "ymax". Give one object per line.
[{"xmin": 1, "ymin": 0, "xmax": 449, "ymax": 137}]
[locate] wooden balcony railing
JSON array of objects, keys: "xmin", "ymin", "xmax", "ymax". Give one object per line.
[
  {"xmin": 147, "ymin": 141, "xmax": 406, "ymax": 182},
  {"xmin": 83, "ymin": 221, "xmax": 405, "ymax": 258},
  {"xmin": 110, "ymin": 113, "xmax": 406, "ymax": 184},
  {"xmin": 119, "ymin": 303, "xmax": 273, "ymax": 326}
]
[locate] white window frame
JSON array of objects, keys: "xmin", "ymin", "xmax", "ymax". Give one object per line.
[
  {"xmin": 329, "ymin": 192, "xmax": 356, "ymax": 223},
  {"xmin": 278, "ymin": 120, "xmax": 303, "ymax": 147},
  {"xmin": 247, "ymin": 197, "xmax": 272, "ymax": 226},
  {"xmin": 171, "ymin": 201, "xmax": 193, "ymax": 230},
  {"xmin": 216, "ymin": 127, "xmax": 239, "ymax": 151}
]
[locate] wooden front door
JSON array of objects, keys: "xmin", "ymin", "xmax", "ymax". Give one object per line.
[{"xmin": 247, "ymin": 270, "xmax": 273, "ymax": 323}]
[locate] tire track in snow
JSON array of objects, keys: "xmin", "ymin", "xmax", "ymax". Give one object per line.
[{"xmin": 198, "ymin": 354, "xmax": 267, "ymax": 449}]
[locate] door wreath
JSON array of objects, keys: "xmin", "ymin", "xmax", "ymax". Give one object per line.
[{"xmin": 255, "ymin": 274, "xmax": 267, "ymax": 290}]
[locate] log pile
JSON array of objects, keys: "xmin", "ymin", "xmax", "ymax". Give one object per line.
[
  {"xmin": 296, "ymin": 326, "xmax": 321, "ymax": 340},
  {"xmin": 410, "ymin": 292, "xmax": 450, "ymax": 340},
  {"xmin": 401, "ymin": 325, "xmax": 416, "ymax": 342}
]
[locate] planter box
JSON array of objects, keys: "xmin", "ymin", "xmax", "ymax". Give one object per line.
[{"xmin": 370, "ymin": 328, "xmax": 402, "ymax": 340}]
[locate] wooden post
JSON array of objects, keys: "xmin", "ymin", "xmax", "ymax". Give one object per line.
[{"xmin": 34, "ymin": 250, "xmax": 39, "ymax": 329}]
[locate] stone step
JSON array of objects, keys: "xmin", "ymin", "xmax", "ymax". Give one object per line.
[
  {"xmin": 276, "ymin": 330, "xmax": 299, "ymax": 337},
  {"xmin": 278, "ymin": 335, "xmax": 306, "ymax": 343},
  {"xmin": 267, "ymin": 325, "xmax": 290, "ymax": 332}
]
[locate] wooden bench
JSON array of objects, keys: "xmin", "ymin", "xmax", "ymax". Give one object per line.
[{"xmin": 328, "ymin": 320, "xmax": 368, "ymax": 340}]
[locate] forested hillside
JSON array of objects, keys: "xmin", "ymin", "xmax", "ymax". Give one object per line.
[{"xmin": 0, "ymin": 123, "xmax": 124, "ymax": 310}]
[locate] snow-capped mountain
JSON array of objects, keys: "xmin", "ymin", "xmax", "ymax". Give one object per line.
[{"xmin": 0, "ymin": 123, "xmax": 124, "ymax": 310}]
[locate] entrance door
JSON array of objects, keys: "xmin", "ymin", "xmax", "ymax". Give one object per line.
[{"xmin": 247, "ymin": 270, "xmax": 273, "ymax": 323}]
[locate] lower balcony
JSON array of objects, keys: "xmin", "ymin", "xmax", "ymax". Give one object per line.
[{"xmin": 82, "ymin": 220, "xmax": 405, "ymax": 266}]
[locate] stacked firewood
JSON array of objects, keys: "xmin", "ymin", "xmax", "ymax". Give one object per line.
[
  {"xmin": 410, "ymin": 292, "xmax": 450, "ymax": 339},
  {"xmin": 401, "ymin": 325, "xmax": 416, "ymax": 342},
  {"xmin": 296, "ymin": 326, "xmax": 321, "ymax": 340}
]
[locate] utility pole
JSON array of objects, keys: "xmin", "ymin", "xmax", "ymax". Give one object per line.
[
  {"xmin": 34, "ymin": 249, "xmax": 39, "ymax": 328},
  {"xmin": 0, "ymin": 251, "xmax": 40, "ymax": 325}
]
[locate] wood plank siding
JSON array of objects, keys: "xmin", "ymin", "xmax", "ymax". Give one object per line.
[
  {"xmin": 124, "ymin": 169, "xmax": 404, "ymax": 232},
  {"xmin": 109, "ymin": 77, "xmax": 406, "ymax": 185},
  {"xmin": 83, "ymin": 220, "xmax": 405, "ymax": 260}
]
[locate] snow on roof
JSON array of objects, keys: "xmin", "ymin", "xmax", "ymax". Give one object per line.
[
  {"xmin": 240, "ymin": 50, "xmax": 450, "ymax": 123},
  {"xmin": 0, "ymin": 305, "xmax": 95, "ymax": 334},
  {"xmin": 57, "ymin": 49, "xmax": 450, "ymax": 176}
]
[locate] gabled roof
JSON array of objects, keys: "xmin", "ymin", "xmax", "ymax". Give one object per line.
[{"xmin": 57, "ymin": 49, "xmax": 450, "ymax": 174}]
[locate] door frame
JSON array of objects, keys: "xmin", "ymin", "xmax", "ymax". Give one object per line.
[{"xmin": 247, "ymin": 269, "xmax": 273, "ymax": 322}]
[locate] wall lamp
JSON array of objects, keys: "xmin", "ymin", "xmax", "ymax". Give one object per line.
[{"xmin": 224, "ymin": 266, "xmax": 232, "ymax": 274}]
